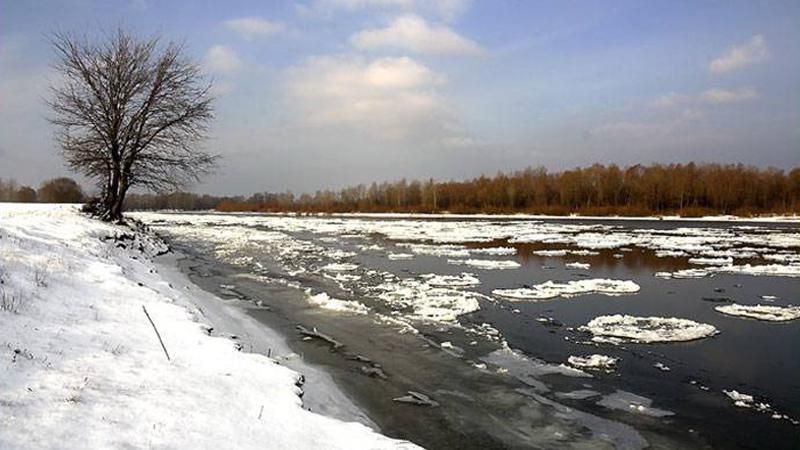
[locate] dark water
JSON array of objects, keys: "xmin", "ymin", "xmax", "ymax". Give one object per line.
[{"xmin": 143, "ymin": 213, "xmax": 800, "ymax": 449}]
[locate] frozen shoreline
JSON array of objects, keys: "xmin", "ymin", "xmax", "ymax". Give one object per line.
[{"xmin": 0, "ymin": 204, "xmax": 415, "ymax": 449}]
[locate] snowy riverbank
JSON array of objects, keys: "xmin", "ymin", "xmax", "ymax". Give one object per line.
[{"xmin": 0, "ymin": 204, "xmax": 416, "ymax": 449}]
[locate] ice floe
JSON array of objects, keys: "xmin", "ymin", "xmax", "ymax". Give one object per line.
[
  {"xmin": 387, "ymin": 252, "xmax": 414, "ymax": 260},
  {"xmin": 712, "ymin": 263, "xmax": 800, "ymax": 277},
  {"xmin": 307, "ymin": 292, "xmax": 369, "ymax": 315},
  {"xmin": 321, "ymin": 263, "xmax": 359, "ymax": 272},
  {"xmin": 373, "ymin": 277, "xmax": 485, "ymax": 323},
  {"xmin": 470, "ymin": 246, "xmax": 517, "ymax": 256},
  {"xmin": 421, "ymin": 273, "xmax": 480, "ymax": 288},
  {"xmin": 688, "ymin": 256, "xmax": 733, "ymax": 265},
  {"xmin": 654, "ymin": 268, "xmax": 711, "ymax": 279},
  {"xmin": 567, "ymin": 354, "xmax": 618, "ymax": 372},
  {"xmin": 565, "ymin": 262, "xmax": 591, "ymax": 270},
  {"xmin": 580, "ymin": 315, "xmax": 719, "ymax": 343},
  {"xmin": 597, "ymin": 391, "xmax": 675, "ymax": 417},
  {"xmin": 447, "ymin": 259, "xmax": 521, "ymax": 270},
  {"xmin": 715, "ymin": 303, "xmax": 800, "ymax": 322},
  {"xmin": 493, "ymin": 279, "xmax": 640, "ymax": 301}
]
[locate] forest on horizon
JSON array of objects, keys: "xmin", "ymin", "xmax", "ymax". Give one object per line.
[{"xmin": 119, "ymin": 162, "xmax": 800, "ymax": 217}]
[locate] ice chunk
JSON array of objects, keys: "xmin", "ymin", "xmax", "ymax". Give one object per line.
[
  {"xmin": 580, "ymin": 315, "xmax": 718, "ymax": 343},
  {"xmin": 493, "ymin": 279, "xmax": 640, "ymax": 301},
  {"xmin": 688, "ymin": 257, "xmax": 733, "ymax": 265},
  {"xmin": 712, "ymin": 263, "xmax": 800, "ymax": 277},
  {"xmin": 321, "ymin": 263, "xmax": 359, "ymax": 272},
  {"xmin": 568, "ymin": 354, "xmax": 618, "ymax": 372},
  {"xmin": 715, "ymin": 303, "xmax": 800, "ymax": 322},
  {"xmin": 307, "ymin": 292, "xmax": 369, "ymax": 315},
  {"xmin": 387, "ymin": 252, "xmax": 414, "ymax": 260},
  {"xmin": 470, "ymin": 246, "xmax": 517, "ymax": 256},
  {"xmin": 447, "ymin": 259, "xmax": 521, "ymax": 270},
  {"xmin": 421, "ymin": 272, "xmax": 480, "ymax": 288},
  {"xmin": 654, "ymin": 268, "xmax": 711, "ymax": 279},
  {"xmin": 532, "ymin": 249, "xmax": 568, "ymax": 256},
  {"xmin": 375, "ymin": 278, "xmax": 484, "ymax": 323},
  {"xmin": 597, "ymin": 391, "xmax": 675, "ymax": 417},
  {"xmin": 565, "ymin": 262, "xmax": 591, "ymax": 270}
]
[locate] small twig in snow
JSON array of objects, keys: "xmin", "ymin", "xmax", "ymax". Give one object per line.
[{"xmin": 142, "ymin": 305, "xmax": 171, "ymax": 361}]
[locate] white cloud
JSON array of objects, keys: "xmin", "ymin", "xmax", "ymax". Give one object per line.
[
  {"xmin": 304, "ymin": 0, "xmax": 468, "ymax": 21},
  {"xmin": 204, "ymin": 45, "xmax": 242, "ymax": 73},
  {"xmin": 709, "ymin": 35, "xmax": 768, "ymax": 74},
  {"xmin": 699, "ymin": 87, "xmax": 758, "ymax": 104},
  {"xmin": 223, "ymin": 17, "xmax": 285, "ymax": 40},
  {"xmin": 284, "ymin": 55, "xmax": 461, "ymax": 142},
  {"xmin": 351, "ymin": 14, "xmax": 482, "ymax": 55}
]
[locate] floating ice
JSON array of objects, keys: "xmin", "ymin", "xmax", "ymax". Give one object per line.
[
  {"xmin": 565, "ymin": 262, "xmax": 591, "ymax": 270},
  {"xmin": 398, "ymin": 243, "xmax": 470, "ymax": 258},
  {"xmin": 688, "ymin": 256, "xmax": 733, "ymax": 265},
  {"xmin": 568, "ymin": 354, "xmax": 618, "ymax": 372},
  {"xmin": 374, "ymin": 278, "xmax": 484, "ymax": 323},
  {"xmin": 493, "ymin": 279, "xmax": 640, "ymax": 301},
  {"xmin": 580, "ymin": 315, "xmax": 718, "ymax": 343},
  {"xmin": 307, "ymin": 292, "xmax": 369, "ymax": 315},
  {"xmin": 654, "ymin": 268, "xmax": 711, "ymax": 279},
  {"xmin": 387, "ymin": 252, "xmax": 414, "ymax": 260},
  {"xmin": 422, "ymin": 272, "xmax": 480, "ymax": 288},
  {"xmin": 532, "ymin": 249, "xmax": 568, "ymax": 257},
  {"xmin": 597, "ymin": 391, "xmax": 675, "ymax": 417},
  {"xmin": 712, "ymin": 263, "xmax": 800, "ymax": 277},
  {"xmin": 321, "ymin": 263, "xmax": 359, "ymax": 272},
  {"xmin": 470, "ymin": 246, "xmax": 517, "ymax": 256},
  {"xmin": 653, "ymin": 362, "xmax": 671, "ymax": 372},
  {"xmin": 715, "ymin": 303, "xmax": 800, "ymax": 322},
  {"xmin": 724, "ymin": 390, "xmax": 756, "ymax": 408},
  {"xmin": 447, "ymin": 259, "xmax": 521, "ymax": 270}
]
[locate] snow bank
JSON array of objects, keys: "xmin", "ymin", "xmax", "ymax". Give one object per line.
[
  {"xmin": 493, "ymin": 279, "xmax": 640, "ymax": 301},
  {"xmin": 580, "ymin": 314, "xmax": 719, "ymax": 343},
  {"xmin": 715, "ymin": 303, "xmax": 800, "ymax": 322},
  {"xmin": 0, "ymin": 204, "xmax": 414, "ymax": 449}
]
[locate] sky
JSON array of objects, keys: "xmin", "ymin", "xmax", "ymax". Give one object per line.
[{"xmin": 1, "ymin": 0, "xmax": 799, "ymax": 195}]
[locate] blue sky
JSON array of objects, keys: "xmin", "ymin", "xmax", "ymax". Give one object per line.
[{"xmin": 1, "ymin": 0, "xmax": 798, "ymax": 194}]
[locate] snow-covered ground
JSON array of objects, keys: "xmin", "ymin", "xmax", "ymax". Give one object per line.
[{"xmin": 0, "ymin": 204, "xmax": 417, "ymax": 449}]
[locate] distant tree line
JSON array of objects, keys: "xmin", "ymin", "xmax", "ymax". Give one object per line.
[
  {"xmin": 212, "ymin": 163, "xmax": 800, "ymax": 216},
  {"xmin": 0, "ymin": 177, "xmax": 85, "ymax": 203}
]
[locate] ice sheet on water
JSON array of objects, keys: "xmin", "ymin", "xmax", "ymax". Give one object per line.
[
  {"xmin": 469, "ymin": 246, "xmax": 517, "ymax": 256},
  {"xmin": 493, "ymin": 279, "xmax": 640, "ymax": 301},
  {"xmin": 688, "ymin": 256, "xmax": 733, "ymax": 265},
  {"xmin": 448, "ymin": 259, "xmax": 521, "ymax": 270},
  {"xmin": 565, "ymin": 262, "xmax": 591, "ymax": 270},
  {"xmin": 321, "ymin": 263, "xmax": 359, "ymax": 272},
  {"xmin": 715, "ymin": 303, "xmax": 800, "ymax": 322},
  {"xmin": 373, "ymin": 277, "xmax": 485, "ymax": 323},
  {"xmin": 397, "ymin": 243, "xmax": 470, "ymax": 258},
  {"xmin": 596, "ymin": 391, "xmax": 675, "ymax": 417},
  {"xmin": 307, "ymin": 292, "xmax": 369, "ymax": 315},
  {"xmin": 654, "ymin": 268, "xmax": 711, "ymax": 279},
  {"xmin": 580, "ymin": 315, "xmax": 718, "ymax": 343},
  {"xmin": 387, "ymin": 252, "xmax": 414, "ymax": 260},
  {"xmin": 421, "ymin": 272, "xmax": 481, "ymax": 288},
  {"xmin": 712, "ymin": 263, "xmax": 800, "ymax": 277},
  {"xmin": 568, "ymin": 354, "xmax": 618, "ymax": 372},
  {"xmin": 481, "ymin": 346, "xmax": 591, "ymax": 393},
  {"xmin": 532, "ymin": 249, "xmax": 568, "ymax": 256}
]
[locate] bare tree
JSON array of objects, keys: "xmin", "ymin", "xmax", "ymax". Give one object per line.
[{"xmin": 48, "ymin": 29, "xmax": 216, "ymax": 222}]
